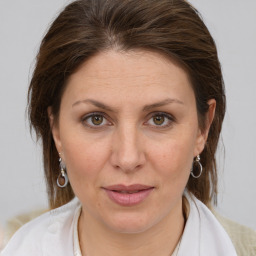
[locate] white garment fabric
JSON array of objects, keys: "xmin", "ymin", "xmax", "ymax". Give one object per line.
[
  {"xmin": 73, "ymin": 204, "xmax": 82, "ymax": 256},
  {"xmin": 1, "ymin": 193, "xmax": 237, "ymax": 256}
]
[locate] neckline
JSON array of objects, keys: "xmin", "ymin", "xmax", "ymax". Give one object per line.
[{"xmin": 73, "ymin": 196, "xmax": 188, "ymax": 256}]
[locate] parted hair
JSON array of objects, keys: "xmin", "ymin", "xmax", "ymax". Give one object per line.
[{"xmin": 28, "ymin": 0, "xmax": 225, "ymax": 209}]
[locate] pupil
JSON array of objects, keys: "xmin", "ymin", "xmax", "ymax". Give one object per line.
[
  {"xmin": 92, "ymin": 115, "xmax": 103, "ymax": 125},
  {"xmin": 154, "ymin": 116, "xmax": 164, "ymax": 125}
]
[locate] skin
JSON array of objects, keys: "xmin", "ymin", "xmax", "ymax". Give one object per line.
[{"xmin": 50, "ymin": 49, "xmax": 215, "ymax": 256}]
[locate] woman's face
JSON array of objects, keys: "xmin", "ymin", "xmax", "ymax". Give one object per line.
[{"xmin": 51, "ymin": 49, "xmax": 211, "ymax": 233}]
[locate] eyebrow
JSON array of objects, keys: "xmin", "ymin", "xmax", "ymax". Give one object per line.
[
  {"xmin": 142, "ymin": 98, "xmax": 184, "ymax": 111},
  {"xmin": 72, "ymin": 98, "xmax": 184, "ymax": 112},
  {"xmin": 72, "ymin": 99, "xmax": 117, "ymax": 112}
]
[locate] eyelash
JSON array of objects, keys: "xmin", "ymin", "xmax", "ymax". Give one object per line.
[
  {"xmin": 81, "ymin": 112, "xmax": 110, "ymax": 129},
  {"xmin": 145, "ymin": 112, "xmax": 175, "ymax": 129},
  {"xmin": 81, "ymin": 111, "xmax": 175, "ymax": 129}
]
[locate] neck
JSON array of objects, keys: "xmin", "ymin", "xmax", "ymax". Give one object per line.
[{"xmin": 78, "ymin": 198, "xmax": 186, "ymax": 256}]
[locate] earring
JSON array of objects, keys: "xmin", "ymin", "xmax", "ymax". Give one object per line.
[
  {"xmin": 190, "ymin": 155, "xmax": 203, "ymax": 178},
  {"xmin": 57, "ymin": 157, "xmax": 69, "ymax": 188}
]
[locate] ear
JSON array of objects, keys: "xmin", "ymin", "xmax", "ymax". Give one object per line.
[
  {"xmin": 194, "ymin": 99, "xmax": 216, "ymax": 156},
  {"xmin": 47, "ymin": 106, "xmax": 63, "ymax": 154}
]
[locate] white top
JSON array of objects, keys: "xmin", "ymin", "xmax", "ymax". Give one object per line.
[
  {"xmin": 73, "ymin": 204, "xmax": 82, "ymax": 256},
  {"xmin": 1, "ymin": 193, "xmax": 237, "ymax": 256}
]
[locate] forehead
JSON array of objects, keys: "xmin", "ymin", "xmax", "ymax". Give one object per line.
[{"xmin": 63, "ymin": 49, "xmax": 194, "ymax": 105}]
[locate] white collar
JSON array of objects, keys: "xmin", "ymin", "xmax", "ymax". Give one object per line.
[
  {"xmin": 73, "ymin": 204, "xmax": 82, "ymax": 256},
  {"xmin": 178, "ymin": 192, "xmax": 237, "ymax": 255},
  {"xmin": 1, "ymin": 194, "xmax": 236, "ymax": 255}
]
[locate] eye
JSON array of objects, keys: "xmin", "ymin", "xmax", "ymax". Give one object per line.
[
  {"xmin": 146, "ymin": 112, "xmax": 174, "ymax": 128},
  {"xmin": 91, "ymin": 115, "xmax": 104, "ymax": 125},
  {"xmin": 153, "ymin": 115, "xmax": 165, "ymax": 125},
  {"xmin": 82, "ymin": 112, "xmax": 111, "ymax": 128}
]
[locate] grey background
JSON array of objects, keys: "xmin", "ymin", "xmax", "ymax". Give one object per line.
[{"xmin": 0, "ymin": 0, "xmax": 255, "ymax": 232}]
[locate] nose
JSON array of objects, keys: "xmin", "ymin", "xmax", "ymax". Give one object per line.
[{"xmin": 110, "ymin": 123, "xmax": 146, "ymax": 173}]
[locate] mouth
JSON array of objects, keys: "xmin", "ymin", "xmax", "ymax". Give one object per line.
[
  {"xmin": 103, "ymin": 184, "xmax": 154, "ymax": 206},
  {"xmin": 115, "ymin": 190, "xmax": 143, "ymax": 194}
]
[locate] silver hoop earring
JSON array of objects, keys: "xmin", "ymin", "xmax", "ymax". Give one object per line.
[
  {"xmin": 190, "ymin": 155, "xmax": 203, "ymax": 178},
  {"xmin": 57, "ymin": 157, "xmax": 69, "ymax": 188}
]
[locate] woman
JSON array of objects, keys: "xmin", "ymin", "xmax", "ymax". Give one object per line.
[{"xmin": 0, "ymin": 0, "xmax": 244, "ymax": 255}]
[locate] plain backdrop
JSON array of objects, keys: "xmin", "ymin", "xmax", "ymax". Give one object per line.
[{"xmin": 0, "ymin": 0, "xmax": 255, "ymax": 233}]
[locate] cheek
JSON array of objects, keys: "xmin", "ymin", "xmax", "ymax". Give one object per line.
[
  {"xmin": 148, "ymin": 138, "xmax": 194, "ymax": 179},
  {"xmin": 61, "ymin": 132, "xmax": 110, "ymax": 184}
]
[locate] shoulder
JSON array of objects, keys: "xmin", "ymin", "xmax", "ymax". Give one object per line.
[
  {"xmin": 212, "ymin": 209, "xmax": 256, "ymax": 256},
  {"xmin": 1, "ymin": 197, "xmax": 81, "ymax": 256},
  {"xmin": 189, "ymin": 194, "xmax": 256, "ymax": 256},
  {"xmin": 183, "ymin": 192, "xmax": 237, "ymax": 255}
]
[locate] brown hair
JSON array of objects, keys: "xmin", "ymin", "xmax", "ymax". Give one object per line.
[{"xmin": 28, "ymin": 0, "xmax": 225, "ymax": 209}]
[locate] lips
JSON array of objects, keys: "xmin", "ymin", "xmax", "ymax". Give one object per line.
[
  {"xmin": 103, "ymin": 184, "xmax": 154, "ymax": 206},
  {"xmin": 105, "ymin": 184, "xmax": 153, "ymax": 192}
]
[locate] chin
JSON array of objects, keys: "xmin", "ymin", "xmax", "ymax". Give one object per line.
[{"xmin": 103, "ymin": 213, "xmax": 157, "ymax": 234}]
